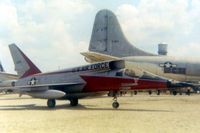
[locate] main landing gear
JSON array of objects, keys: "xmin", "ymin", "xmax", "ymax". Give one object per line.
[
  {"xmin": 47, "ymin": 99, "xmax": 56, "ymax": 108},
  {"xmin": 157, "ymin": 90, "xmax": 161, "ymax": 95},
  {"xmin": 70, "ymin": 98, "xmax": 78, "ymax": 106},
  {"xmin": 148, "ymin": 90, "xmax": 152, "ymax": 95},
  {"xmin": 112, "ymin": 94, "xmax": 119, "ymax": 109},
  {"xmin": 47, "ymin": 98, "xmax": 79, "ymax": 108}
]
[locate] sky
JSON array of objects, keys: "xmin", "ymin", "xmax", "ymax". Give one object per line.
[{"xmin": 0, "ymin": 0, "xmax": 200, "ymax": 73}]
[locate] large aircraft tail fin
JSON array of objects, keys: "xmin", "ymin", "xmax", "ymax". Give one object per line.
[
  {"xmin": 0, "ymin": 61, "xmax": 4, "ymax": 72},
  {"xmin": 89, "ymin": 9, "xmax": 155, "ymax": 57},
  {"xmin": 9, "ymin": 44, "xmax": 41, "ymax": 78}
]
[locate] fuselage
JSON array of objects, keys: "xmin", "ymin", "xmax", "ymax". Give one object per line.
[
  {"xmin": 123, "ymin": 56, "xmax": 200, "ymax": 83},
  {"xmin": 14, "ymin": 62, "xmax": 169, "ymax": 100}
]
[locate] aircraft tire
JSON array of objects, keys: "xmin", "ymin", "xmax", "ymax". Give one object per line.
[
  {"xmin": 173, "ymin": 91, "xmax": 177, "ymax": 96},
  {"xmin": 157, "ymin": 90, "xmax": 160, "ymax": 95},
  {"xmin": 134, "ymin": 91, "xmax": 137, "ymax": 95},
  {"xmin": 112, "ymin": 101, "xmax": 119, "ymax": 109},
  {"xmin": 186, "ymin": 90, "xmax": 190, "ymax": 96},
  {"xmin": 148, "ymin": 90, "xmax": 152, "ymax": 95},
  {"xmin": 70, "ymin": 98, "xmax": 78, "ymax": 106},
  {"xmin": 47, "ymin": 99, "xmax": 56, "ymax": 108}
]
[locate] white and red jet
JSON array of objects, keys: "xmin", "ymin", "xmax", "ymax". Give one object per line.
[{"xmin": 1, "ymin": 44, "xmax": 182, "ymax": 109}]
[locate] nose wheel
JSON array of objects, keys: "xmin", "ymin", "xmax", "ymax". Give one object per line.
[{"xmin": 112, "ymin": 96, "xmax": 119, "ymax": 109}]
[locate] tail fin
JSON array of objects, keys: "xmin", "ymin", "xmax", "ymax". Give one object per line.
[
  {"xmin": 9, "ymin": 44, "xmax": 41, "ymax": 78},
  {"xmin": 89, "ymin": 9, "xmax": 155, "ymax": 57},
  {"xmin": 0, "ymin": 61, "xmax": 4, "ymax": 72}
]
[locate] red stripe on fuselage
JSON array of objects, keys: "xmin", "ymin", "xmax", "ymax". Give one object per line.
[{"xmin": 81, "ymin": 75, "xmax": 167, "ymax": 92}]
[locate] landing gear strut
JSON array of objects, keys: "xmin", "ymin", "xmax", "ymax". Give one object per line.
[
  {"xmin": 70, "ymin": 98, "xmax": 78, "ymax": 106},
  {"xmin": 148, "ymin": 90, "xmax": 152, "ymax": 95},
  {"xmin": 186, "ymin": 90, "xmax": 190, "ymax": 96},
  {"xmin": 173, "ymin": 91, "xmax": 177, "ymax": 96},
  {"xmin": 47, "ymin": 99, "xmax": 56, "ymax": 108},
  {"xmin": 112, "ymin": 95, "xmax": 119, "ymax": 109},
  {"xmin": 157, "ymin": 90, "xmax": 160, "ymax": 95},
  {"xmin": 134, "ymin": 91, "xmax": 137, "ymax": 95}
]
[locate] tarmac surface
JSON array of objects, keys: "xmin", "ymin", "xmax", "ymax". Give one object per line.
[{"xmin": 0, "ymin": 94, "xmax": 200, "ymax": 133}]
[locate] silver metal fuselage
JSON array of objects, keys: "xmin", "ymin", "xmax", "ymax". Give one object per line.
[
  {"xmin": 0, "ymin": 72, "xmax": 18, "ymax": 87},
  {"xmin": 15, "ymin": 66, "xmax": 119, "ymax": 94},
  {"xmin": 123, "ymin": 56, "xmax": 200, "ymax": 82}
]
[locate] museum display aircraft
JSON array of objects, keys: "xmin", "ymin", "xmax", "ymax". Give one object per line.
[{"xmin": 0, "ymin": 44, "xmax": 185, "ymax": 109}]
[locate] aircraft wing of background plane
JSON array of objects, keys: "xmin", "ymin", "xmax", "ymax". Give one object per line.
[{"xmin": 81, "ymin": 51, "xmax": 118, "ymax": 63}]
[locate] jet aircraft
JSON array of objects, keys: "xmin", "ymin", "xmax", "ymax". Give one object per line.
[
  {"xmin": 0, "ymin": 61, "xmax": 18, "ymax": 88},
  {"xmin": 82, "ymin": 9, "xmax": 199, "ymax": 94},
  {"xmin": 0, "ymin": 44, "xmax": 183, "ymax": 109}
]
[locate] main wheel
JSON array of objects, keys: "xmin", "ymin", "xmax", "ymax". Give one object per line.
[
  {"xmin": 112, "ymin": 101, "xmax": 119, "ymax": 109},
  {"xmin": 70, "ymin": 98, "xmax": 78, "ymax": 106},
  {"xmin": 186, "ymin": 90, "xmax": 190, "ymax": 96},
  {"xmin": 173, "ymin": 91, "xmax": 177, "ymax": 96},
  {"xmin": 134, "ymin": 91, "xmax": 137, "ymax": 95},
  {"xmin": 148, "ymin": 90, "xmax": 152, "ymax": 95},
  {"xmin": 157, "ymin": 90, "xmax": 160, "ymax": 95},
  {"xmin": 47, "ymin": 99, "xmax": 56, "ymax": 108}
]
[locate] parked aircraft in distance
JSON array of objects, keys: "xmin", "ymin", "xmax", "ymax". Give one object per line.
[
  {"xmin": 0, "ymin": 61, "xmax": 18, "ymax": 88},
  {"xmin": 0, "ymin": 44, "xmax": 185, "ymax": 109},
  {"xmin": 82, "ymin": 9, "xmax": 199, "ymax": 94},
  {"xmin": 0, "ymin": 62, "xmax": 4, "ymax": 72}
]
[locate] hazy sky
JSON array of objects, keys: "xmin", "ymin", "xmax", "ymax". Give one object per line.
[{"xmin": 0, "ymin": 0, "xmax": 200, "ymax": 73}]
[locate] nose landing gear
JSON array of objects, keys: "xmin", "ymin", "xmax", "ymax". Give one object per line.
[{"xmin": 112, "ymin": 95, "xmax": 119, "ymax": 109}]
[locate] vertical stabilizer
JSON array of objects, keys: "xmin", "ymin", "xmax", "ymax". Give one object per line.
[
  {"xmin": 9, "ymin": 44, "xmax": 41, "ymax": 78},
  {"xmin": 0, "ymin": 61, "xmax": 4, "ymax": 72},
  {"xmin": 89, "ymin": 9, "xmax": 155, "ymax": 57}
]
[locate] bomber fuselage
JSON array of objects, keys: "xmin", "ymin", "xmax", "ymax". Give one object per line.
[{"xmin": 124, "ymin": 56, "xmax": 200, "ymax": 83}]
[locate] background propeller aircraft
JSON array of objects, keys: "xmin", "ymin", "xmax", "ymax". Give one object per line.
[
  {"xmin": 0, "ymin": 61, "xmax": 18, "ymax": 88},
  {"xmin": 82, "ymin": 9, "xmax": 199, "ymax": 94}
]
